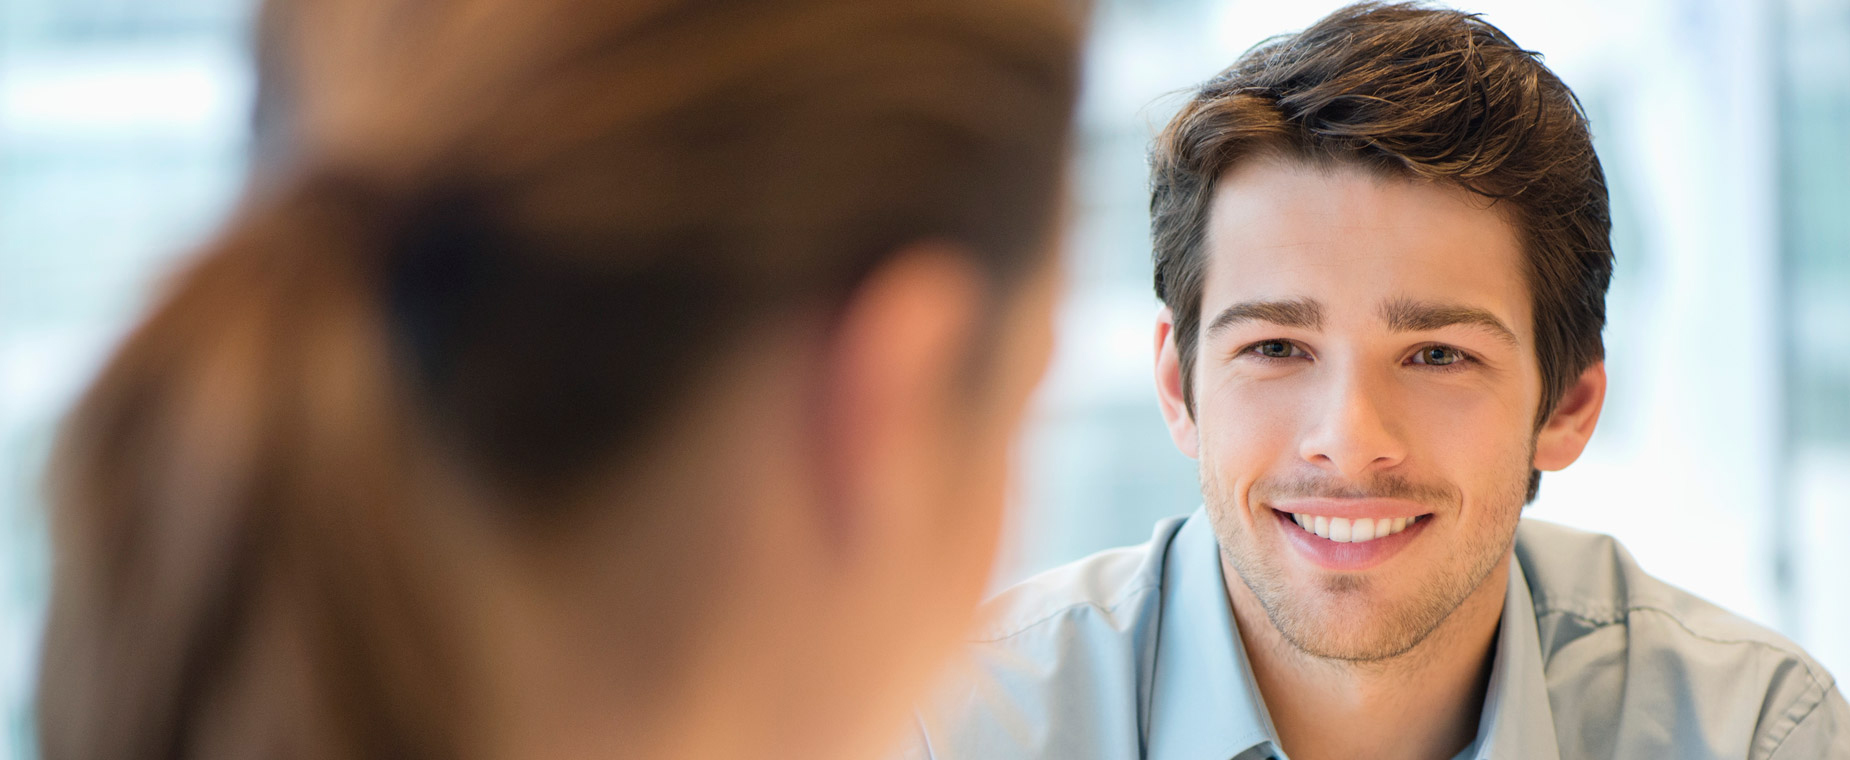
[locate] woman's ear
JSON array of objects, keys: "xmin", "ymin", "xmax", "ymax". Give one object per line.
[
  {"xmin": 812, "ymin": 245, "xmax": 982, "ymax": 554},
  {"xmin": 1533, "ymin": 361, "xmax": 1606, "ymax": 471},
  {"xmin": 1154, "ymin": 307, "xmax": 1199, "ymax": 460}
]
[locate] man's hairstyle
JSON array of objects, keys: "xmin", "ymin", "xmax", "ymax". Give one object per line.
[{"xmin": 1149, "ymin": 1, "xmax": 1612, "ymax": 499}]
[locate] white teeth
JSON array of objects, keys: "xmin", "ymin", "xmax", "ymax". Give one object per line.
[{"xmin": 1288, "ymin": 512, "xmax": 1421, "ymax": 542}]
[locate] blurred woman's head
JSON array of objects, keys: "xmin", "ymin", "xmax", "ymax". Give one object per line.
[{"xmin": 35, "ymin": 1, "xmax": 1085, "ymax": 757}]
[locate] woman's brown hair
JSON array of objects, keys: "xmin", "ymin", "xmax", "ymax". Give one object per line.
[
  {"xmin": 1148, "ymin": 1, "xmax": 1612, "ymax": 501},
  {"xmin": 33, "ymin": 0, "xmax": 1085, "ymax": 757}
]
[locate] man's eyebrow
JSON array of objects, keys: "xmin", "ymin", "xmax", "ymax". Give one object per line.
[
  {"xmin": 1203, "ymin": 298, "xmax": 1325, "ymax": 339},
  {"xmin": 1378, "ymin": 298, "xmax": 1519, "ymax": 346}
]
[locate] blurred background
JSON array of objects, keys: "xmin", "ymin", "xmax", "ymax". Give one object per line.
[{"xmin": 0, "ymin": 0, "xmax": 1844, "ymax": 755}]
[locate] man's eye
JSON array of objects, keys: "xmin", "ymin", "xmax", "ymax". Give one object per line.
[
  {"xmin": 1253, "ymin": 340, "xmax": 1300, "ymax": 359},
  {"xmin": 1413, "ymin": 345, "xmax": 1464, "ymax": 366}
]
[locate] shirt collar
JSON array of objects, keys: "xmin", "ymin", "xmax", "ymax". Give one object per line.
[
  {"xmin": 1144, "ymin": 509, "xmax": 1561, "ymax": 760},
  {"xmin": 1461, "ymin": 547, "xmax": 1562, "ymax": 760}
]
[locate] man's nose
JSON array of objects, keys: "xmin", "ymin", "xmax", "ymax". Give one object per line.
[{"xmin": 1297, "ymin": 365, "xmax": 1407, "ymax": 481}]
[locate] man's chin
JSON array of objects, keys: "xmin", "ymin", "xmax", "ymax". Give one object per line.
[
  {"xmin": 1284, "ymin": 623, "xmax": 1429, "ymax": 663},
  {"xmin": 1259, "ymin": 583, "xmax": 1441, "ymax": 662}
]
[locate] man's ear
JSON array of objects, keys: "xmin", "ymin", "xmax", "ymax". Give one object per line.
[
  {"xmin": 814, "ymin": 245, "xmax": 981, "ymax": 554},
  {"xmin": 1154, "ymin": 307, "xmax": 1199, "ymax": 460},
  {"xmin": 1533, "ymin": 361, "xmax": 1606, "ymax": 471}
]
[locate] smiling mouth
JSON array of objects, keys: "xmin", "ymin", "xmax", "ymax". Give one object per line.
[{"xmin": 1278, "ymin": 511, "xmax": 1427, "ymax": 543}]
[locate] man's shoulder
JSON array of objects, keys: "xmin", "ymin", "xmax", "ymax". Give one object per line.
[
  {"xmin": 968, "ymin": 514, "xmax": 1185, "ymax": 643},
  {"xmin": 908, "ymin": 515, "xmax": 1191, "ymax": 760},
  {"xmin": 1513, "ymin": 518, "xmax": 1823, "ymax": 666},
  {"xmin": 1514, "ymin": 518, "xmax": 1846, "ymax": 759}
]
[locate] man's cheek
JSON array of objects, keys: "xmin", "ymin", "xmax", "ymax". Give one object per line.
[{"xmin": 1208, "ymin": 393, "xmax": 1295, "ymax": 450}]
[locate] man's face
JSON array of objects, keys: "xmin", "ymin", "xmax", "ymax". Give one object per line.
[{"xmin": 1166, "ymin": 157, "xmax": 1543, "ymax": 662}]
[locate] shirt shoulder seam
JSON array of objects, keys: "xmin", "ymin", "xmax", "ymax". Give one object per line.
[
  {"xmin": 1536, "ymin": 602, "xmax": 1837, "ymax": 757},
  {"xmin": 1536, "ymin": 602, "xmax": 1835, "ymax": 700},
  {"xmin": 1762, "ymin": 679, "xmax": 1837, "ymax": 759},
  {"xmin": 970, "ymin": 581, "xmax": 1163, "ymax": 644}
]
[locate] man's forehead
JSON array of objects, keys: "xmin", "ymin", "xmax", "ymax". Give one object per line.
[
  {"xmin": 1207, "ymin": 161, "xmax": 1517, "ymax": 255},
  {"xmin": 1199, "ymin": 158, "xmax": 1533, "ymax": 335}
]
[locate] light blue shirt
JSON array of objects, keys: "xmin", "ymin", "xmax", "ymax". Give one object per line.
[{"xmin": 902, "ymin": 509, "xmax": 1848, "ymax": 759}]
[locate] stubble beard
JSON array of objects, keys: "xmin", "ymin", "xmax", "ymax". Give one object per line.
[{"xmin": 1203, "ymin": 442, "xmax": 1534, "ymax": 664}]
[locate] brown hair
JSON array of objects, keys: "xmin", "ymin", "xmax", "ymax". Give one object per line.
[
  {"xmin": 1149, "ymin": 1, "xmax": 1612, "ymax": 499},
  {"xmin": 34, "ymin": 0, "xmax": 1085, "ymax": 757}
]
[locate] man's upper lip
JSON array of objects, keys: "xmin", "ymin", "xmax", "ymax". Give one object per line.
[{"xmin": 1268, "ymin": 498, "xmax": 1432, "ymax": 520}]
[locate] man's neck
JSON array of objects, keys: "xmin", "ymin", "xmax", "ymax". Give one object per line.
[{"xmin": 1223, "ymin": 556, "xmax": 1510, "ymax": 760}]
